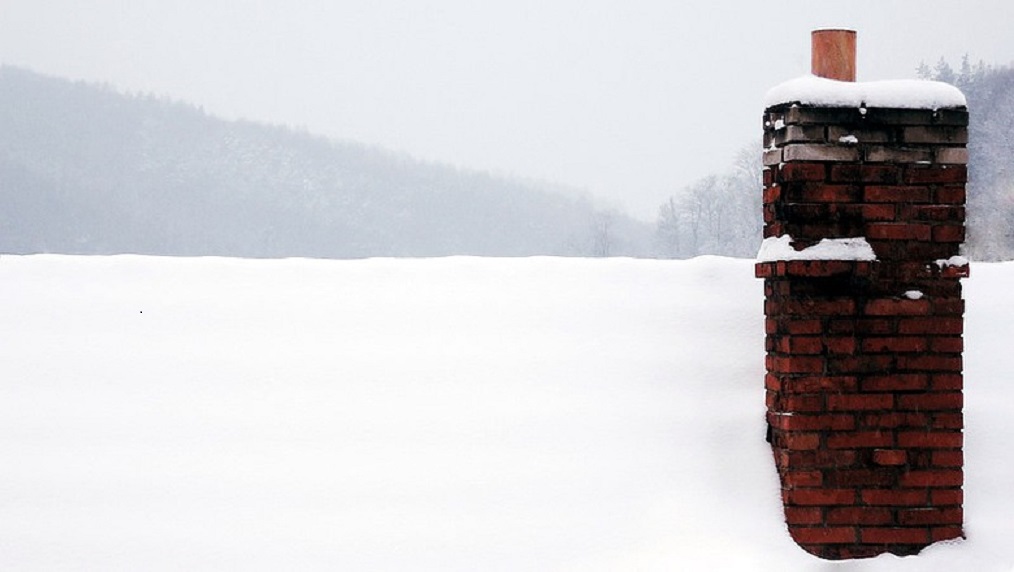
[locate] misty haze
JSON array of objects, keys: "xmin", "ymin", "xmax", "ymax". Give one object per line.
[{"xmin": 2, "ymin": 2, "xmax": 1014, "ymax": 570}]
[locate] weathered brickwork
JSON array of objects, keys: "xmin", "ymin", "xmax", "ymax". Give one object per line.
[{"xmin": 757, "ymin": 103, "xmax": 968, "ymax": 560}]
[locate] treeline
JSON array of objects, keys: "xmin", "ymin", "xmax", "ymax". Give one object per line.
[
  {"xmin": 0, "ymin": 66, "xmax": 652, "ymax": 259},
  {"xmin": 654, "ymin": 57, "xmax": 1014, "ymax": 261},
  {"xmin": 653, "ymin": 146, "xmax": 762, "ymax": 258}
]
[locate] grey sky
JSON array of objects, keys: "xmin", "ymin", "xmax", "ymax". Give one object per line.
[{"xmin": 1, "ymin": 1, "xmax": 1011, "ymax": 220}]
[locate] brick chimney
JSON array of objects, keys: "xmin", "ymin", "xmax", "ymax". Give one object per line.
[{"xmin": 757, "ymin": 30, "xmax": 968, "ymax": 559}]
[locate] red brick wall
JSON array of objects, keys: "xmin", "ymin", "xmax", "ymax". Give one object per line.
[{"xmin": 757, "ymin": 104, "xmax": 967, "ymax": 559}]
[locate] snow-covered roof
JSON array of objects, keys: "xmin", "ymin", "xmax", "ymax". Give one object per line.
[
  {"xmin": 765, "ymin": 75, "xmax": 967, "ymax": 110},
  {"xmin": 3, "ymin": 253, "xmax": 1013, "ymax": 569}
]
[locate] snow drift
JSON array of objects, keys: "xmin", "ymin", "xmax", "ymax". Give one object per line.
[{"xmin": 0, "ymin": 255, "xmax": 1010, "ymax": 571}]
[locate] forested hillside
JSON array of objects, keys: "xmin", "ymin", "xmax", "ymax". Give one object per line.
[
  {"xmin": 0, "ymin": 67, "xmax": 651, "ymax": 258},
  {"xmin": 5, "ymin": 62, "xmax": 1008, "ymax": 261}
]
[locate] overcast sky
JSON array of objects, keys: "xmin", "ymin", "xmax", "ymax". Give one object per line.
[{"xmin": 2, "ymin": 1, "xmax": 1012, "ymax": 219}]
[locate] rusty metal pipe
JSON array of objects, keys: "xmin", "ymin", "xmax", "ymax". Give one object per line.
[{"xmin": 811, "ymin": 29, "xmax": 856, "ymax": 82}]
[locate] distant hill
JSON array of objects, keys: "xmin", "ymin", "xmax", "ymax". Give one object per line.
[{"xmin": 0, "ymin": 66, "xmax": 651, "ymax": 258}]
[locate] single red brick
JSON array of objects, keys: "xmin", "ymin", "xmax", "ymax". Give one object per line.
[
  {"xmin": 827, "ymin": 430, "xmax": 893, "ymax": 449},
  {"xmin": 898, "ymin": 317, "xmax": 963, "ymax": 335},
  {"xmin": 786, "ymin": 488, "xmax": 856, "ymax": 506},
  {"xmin": 860, "ymin": 527, "xmax": 930, "ymax": 545},
  {"xmin": 829, "ymin": 164, "xmax": 902, "ymax": 184},
  {"xmin": 898, "ymin": 431, "xmax": 963, "ymax": 449},
  {"xmin": 766, "ymin": 392, "xmax": 778, "ymax": 411},
  {"xmin": 784, "ymin": 506, "xmax": 824, "ymax": 525},
  {"xmin": 780, "ymin": 449, "xmax": 859, "ymax": 470},
  {"xmin": 765, "ymin": 223, "xmax": 786, "ymax": 238},
  {"xmin": 828, "ymin": 164, "xmax": 862, "ymax": 182},
  {"xmin": 889, "ymin": 261, "xmax": 936, "ymax": 282},
  {"xmin": 931, "ymin": 527, "xmax": 965, "ymax": 542},
  {"xmin": 929, "ymin": 337, "xmax": 964, "ymax": 353},
  {"xmin": 904, "ymin": 165, "xmax": 967, "ymax": 184},
  {"xmin": 931, "ymin": 489, "xmax": 964, "ymax": 505},
  {"xmin": 861, "ymin": 337, "xmax": 929, "ymax": 354},
  {"xmin": 829, "ymin": 318, "xmax": 895, "ymax": 335},
  {"xmin": 873, "ymin": 449, "xmax": 909, "ymax": 466},
  {"xmin": 866, "ymin": 223, "xmax": 932, "ymax": 241},
  {"xmin": 931, "ymin": 299, "xmax": 965, "ymax": 315},
  {"xmin": 798, "ymin": 184, "xmax": 859, "ymax": 203},
  {"xmin": 784, "ymin": 470, "xmax": 823, "ymax": 487},
  {"xmin": 898, "ymin": 507, "xmax": 963, "ymax": 526},
  {"xmin": 783, "ymin": 299, "xmax": 857, "ymax": 315},
  {"xmin": 932, "ymin": 450, "xmax": 963, "ymax": 467},
  {"xmin": 782, "ymin": 376, "xmax": 858, "ymax": 394},
  {"xmin": 828, "ymin": 394, "xmax": 894, "ymax": 412},
  {"xmin": 837, "ymin": 546, "xmax": 892, "ymax": 559},
  {"xmin": 827, "ymin": 355, "xmax": 894, "ymax": 374},
  {"xmin": 933, "ymin": 224, "xmax": 966, "ymax": 243},
  {"xmin": 824, "ymin": 468, "xmax": 895, "ymax": 487},
  {"xmin": 784, "ymin": 432, "xmax": 821, "ymax": 450},
  {"xmin": 901, "ymin": 469, "xmax": 963, "ymax": 487},
  {"xmin": 936, "ymin": 186, "xmax": 966, "ymax": 204},
  {"xmin": 765, "ymin": 318, "xmax": 779, "ymax": 335},
  {"xmin": 785, "ymin": 319, "xmax": 823, "ymax": 334},
  {"xmin": 783, "ymin": 336, "xmax": 823, "ymax": 354},
  {"xmin": 862, "ymin": 489, "xmax": 927, "ymax": 506},
  {"xmin": 931, "ymin": 373, "xmax": 963, "ymax": 391},
  {"xmin": 897, "ymin": 355, "xmax": 963, "ymax": 372},
  {"xmin": 861, "ymin": 203, "xmax": 897, "ymax": 221},
  {"xmin": 901, "ymin": 205, "xmax": 966, "ymax": 222},
  {"xmin": 865, "ymin": 186, "xmax": 931, "ymax": 203},
  {"xmin": 765, "ymin": 373, "xmax": 781, "ymax": 391},
  {"xmin": 861, "ymin": 412, "xmax": 929, "ymax": 429},
  {"xmin": 826, "ymin": 506, "xmax": 893, "ymax": 526},
  {"xmin": 824, "ymin": 337, "xmax": 857, "ymax": 354},
  {"xmin": 783, "ymin": 394, "xmax": 825, "ymax": 412},
  {"xmin": 940, "ymin": 264, "xmax": 971, "ymax": 278},
  {"xmin": 772, "ymin": 355, "xmax": 825, "ymax": 374},
  {"xmin": 861, "ymin": 374, "xmax": 929, "ymax": 392},
  {"xmin": 776, "ymin": 413, "xmax": 855, "ymax": 431},
  {"xmin": 791, "ymin": 526, "xmax": 857, "ymax": 544},
  {"xmin": 763, "ymin": 185, "xmax": 782, "ymax": 203},
  {"xmin": 898, "ymin": 392, "xmax": 963, "ymax": 411},
  {"xmin": 862, "ymin": 165, "xmax": 903, "ymax": 184},
  {"xmin": 785, "ymin": 260, "xmax": 858, "ymax": 277},
  {"xmin": 864, "ymin": 299, "xmax": 933, "ymax": 319},
  {"xmin": 781, "ymin": 162, "xmax": 826, "ymax": 182},
  {"xmin": 931, "ymin": 413, "xmax": 963, "ymax": 429}
]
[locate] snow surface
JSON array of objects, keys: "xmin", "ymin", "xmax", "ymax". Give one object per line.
[
  {"xmin": 937, "ymin": 255, "xmax": 971, "ymax": 268},
  {"xmin": 1, "ymin": 254, "xmax": 1012, "ymax": 571},
  {"xmin": 765, "ymin": 75, "xmax": 967, "ymax": 110},
  {"xmin": 757, "ymin": 235, "xmax": 877, "ymax": 262}
]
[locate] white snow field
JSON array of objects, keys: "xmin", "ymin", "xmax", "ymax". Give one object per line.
[{"xmin": 1, "ymin": 254, "xmax": 1011, "ymax": 571}]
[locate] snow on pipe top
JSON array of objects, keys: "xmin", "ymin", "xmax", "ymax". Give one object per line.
[{"xmin": 765, "ymin": 28, "xmax": 967, "ymax": 110}]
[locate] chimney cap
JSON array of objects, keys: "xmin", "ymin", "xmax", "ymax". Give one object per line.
[{"xmin": 811, "ymin": 29, "xmax": 857, "ymax": 82}]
